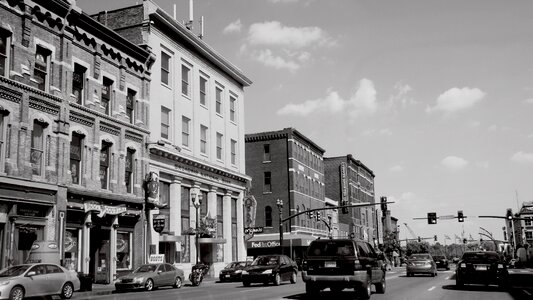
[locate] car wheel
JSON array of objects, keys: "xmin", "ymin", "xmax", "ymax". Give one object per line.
[
  {"xmin": 60, "ymin": 282, "xmax": 74, "ymax": 299},
  {"xmin": 358, "ymin": 279, "xmax": 372, "ymax": 300},
  {"xmin": 290, "ymin": 271, "xmax": 297, "ymax": 284},
  {"xmin": 375, "ymin": 275, "xmax": 386, "ymax": 294},
  {"xmin": 173, "ymin": 277, "xmax": 182, "ymax": 289},
  {"xmin": 9, "ymin": 286, "xmax": 24, "ymax": 300},
  {"xmin": 145, "ymin": 279, "xmax": 154, "ymax": 291},
  {"xmin": 305, "ymin": 283, "xmax": 319, "ymax": 295},
  {"xmin": 273, "ymin": 273, "xmax": 281, "ymax": 286}
]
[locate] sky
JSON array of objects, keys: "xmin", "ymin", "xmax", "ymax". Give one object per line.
[{"xmin": 79, "ymin": 0, "xmax": 533, "ymax": 244}]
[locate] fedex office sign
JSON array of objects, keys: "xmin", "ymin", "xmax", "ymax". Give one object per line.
[{"xmin": 251, "ymin": 241, "xmax": 280, "ymax": 248}]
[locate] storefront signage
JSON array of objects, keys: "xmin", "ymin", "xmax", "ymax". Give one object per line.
[
  {"xmin": 153, "ymin": 218, "xmax": 166, "ymax": 233},
  {"xmin": 244, "ymin": 227, "xmax": 264, "ymax": 234},
  {"xmin": 148, "ymin": 254, "xmax": 165, "ymax": 264},
  {"xmin": 84, "ymin": 201, "xmax": 127, "ymax": 217},
  {"xmin": 340, "ymin": 163, "xmax": 348, "ymax": 205},
  {"xmin": 250, "ymin": 241, "xmax": 280, "ymax": 248}
]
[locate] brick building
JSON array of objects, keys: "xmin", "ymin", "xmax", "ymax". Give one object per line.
[
  {"xmin": 324, "ymin": 155, "xmax": 377, "ymax": 245},
  {"xmin": 94, "ymin": 0, "xmax": 252, "ymax": 277},
  {"xmin": 245, "ymin": 128, "xmax": 327, "ymax": 263},
  {"xmin": 0, "ymin": 0, "xmax": 154, "ymax": 283}
]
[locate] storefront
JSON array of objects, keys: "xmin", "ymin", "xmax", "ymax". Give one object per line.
[{"xmin": 246, "ymin": 233, "xmax": 317, "ymax": 268}]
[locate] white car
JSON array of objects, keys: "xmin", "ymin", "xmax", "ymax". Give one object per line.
[{"xmin": 0, "ymin": 264, "xmax": 80, "ymax": 300}]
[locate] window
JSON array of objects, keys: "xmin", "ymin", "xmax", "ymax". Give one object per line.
[
  {"xmin": 230, "ymin": 95, "xmax": 236, "ymax": 122},
  {"xmin": 31, "ymin": 121, "xmax": 45, "ymax": 176},
  {"xmin": 200, "ymin": 125, "xmax": 207, "ymax": 154},
  {"xmin": 161, "ymin": 107, "xmax": 170, "ymax": 140},
  {"xmin": 34, "ymin": 46, "xmax": 50, "ymax": 91},
  {"xmin": 526, "ymin": 231, "xmax": 533, "ymax": 240},
  {"xmin": 199, "ymin": 76, "xmax": 207, "ymax": 106},
  {"xmin": 101, "ymin": 77, "xmax": 113, "ymax": 115},
  {"xmin": 263, "ymin": 144, "xmax": 271, "ymax": 161},
  {"xmin": 216, "ymin": 132, "xmax": 223, "ymax": 160},
  {"xmin": 200, "ymin": 191, "xmax": 208, "ymax": 218},
  {"xmin": 70, "ymin": 133, "xmax": 83, "ymax": 184},
  {"xmin": 116, "ymin": 232, "xmax": 132, "ymax": 269},
  {"xmin": 72, "ymin": 64, "xmax": 86, "ymax": 104},
  {"xmin": 0, "ymin": 113, "xmax": 6, "ymax": 170},
  {"xmin": 525, "ymin": 217, "xmax": 532, "ymax": 226},
  {"xmin": 231, "ymin": 198, "xmax": 237, "ymax": 261},
  {"xmin": 182, "ymin": 116, "xmax": 190, "ymax": 147},
  {"xmin": 181, "ymin": 65, "xmax": 190, "ymax": 96},
  {"xmin": 161, "ymin": 52, "xmax": 170, "ymax": 85},
  {"xmin": 126, "ymin": 89, "xmax": 136, "ymax": 124},
  {"xmin": 230, "ymin": 139, "xmax": 237, "ymax": 165},
  {"xmin": 265, "ymin": 206, "xmax": 272, "ymax": 227},
  {"xmin": 100, "ymin": 142, "xmax": 111, "ymax": 189},
  {"xmin": 125, "ymin": 149, "xmax": 135, "ymax": 193},
  {"xmin": 215, "ymin": 86, "xmax": 222, "ymax": 114},
  {"xmin": 180, "ymin": 186, "xmax": 190, "ymax": 263},
  {"xmin": 159, "ymin": 181, "xmax": 170, "ymax": 207},
  {"xmin": 0, "ymin": 33, "xmax": 8, "ymax": 77},
  {"xmin": 264, "ymin": 171, "xmax": 272, "ymax": 193}
]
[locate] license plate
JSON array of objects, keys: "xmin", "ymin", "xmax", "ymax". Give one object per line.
[
  {"xmin": 325, "ymin": 261, "xmax": 336, "ymax": 268},
  {"xmin": 225, "ymin": 275, "xmax": 230, "ymax": 278},
  {"xmin": 475, "ymin": 265, "xmax": 487, "ymax": 271}
]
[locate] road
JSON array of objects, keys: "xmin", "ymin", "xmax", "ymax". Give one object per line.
[{"xmin": 74, "ymin": 268, "xmax": 532, "ymax": 300}]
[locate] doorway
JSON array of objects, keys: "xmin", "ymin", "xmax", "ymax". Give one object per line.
[{"xmin": 90, "ymin": 228, "xmax": 110, "ymax": 284}]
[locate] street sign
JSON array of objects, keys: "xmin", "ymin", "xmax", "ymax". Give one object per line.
[
  {"xmin": 244, "ymin": 227, "xmax": 264, "ymax": 234},
  {"xmin": 439, "ymin": 215, "xmax": 456, "ymax": 220}
]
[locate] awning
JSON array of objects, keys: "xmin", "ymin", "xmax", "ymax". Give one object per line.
[
  {"xmin": 247, "ymin": 234, "xmax": 318, "ymax": 249},
  {"xmin": 198, "ymin": 237, "xmax": 226, "ymax": 244}
]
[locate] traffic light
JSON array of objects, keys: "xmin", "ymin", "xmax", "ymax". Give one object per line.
[
  {"xmin": 427, "ymin": 212, "xmax": 437, "ymax": 224},
  {"xmin": 434, "ymin": 235, "xmax": 437, "ymax": 242},
  {"xmin": 458, "ymin": 210, "xmax": 464, "ymax": 222},
  {"xmin": 316, "ymin": 211, "xmax": 321, "ymax": 221},
  {"xmin": 463, "ymin": 238, "xmax": 467, "ymax": 244},
  {"xmin": 380, "ymin": 197, "xmax": 388, "ymax": 212},
  {"xmin": 506, "ymin": 208, "xmax": 513, "ymax": 220},
  {"xmin": 342, "ymin": 207, "xmax": 349, "ymax": 214},
  {"xmin": 418, "ymin": 236, "xmax": 421, "ymax": 242}
]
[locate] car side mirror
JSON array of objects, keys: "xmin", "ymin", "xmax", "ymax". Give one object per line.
[{"xmin": 26, "ymin": 271, "xmax": 37, "ymax": 277}]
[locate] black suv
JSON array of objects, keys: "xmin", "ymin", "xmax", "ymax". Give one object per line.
[
  {"xmin": 302, "ymin": 238, "xmax": 386, "ymax": 299},
  {"xmin": 455, "ymin": 251, "xmax": 508, "ymax": 288}
]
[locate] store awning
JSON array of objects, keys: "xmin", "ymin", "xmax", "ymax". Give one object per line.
[{"xmin": 198, "ymin": 238, "xmax": 226, "ymax": 244}]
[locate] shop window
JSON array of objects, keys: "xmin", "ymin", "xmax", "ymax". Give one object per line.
[
  {"xmin": 231, "ymin": 222, "xmax": 237, "ymax": 261},
  {"xmin": 263, "ymin": 144, "xmax": 270, "ymax": 161},
  {"xmin": 263, "ymin": 171, "xmax": 272, "ymax": 193},
  {"xmin": 230, "ymin": 95, "xmax": 236, "ymax": 122},
  {"xmin": 161, "ymin": 106, "xmax": 170, "ymax": 140},
  {"xmin": 72, "ymin": 64, "xmax": 86, "ymax": 104},
  {"xmin": 64, "ymin": 229, "xmax": 80, "ymax": 271},
  {"xmin": 101, "ymin": 77, "xmax": 113, "ymax": 115},
  {"xmin": 125, "ymin": 148, "xmax": 135, "ymax": 193},
  {"xmin": 181, "ymin": 186, "xmax": 190, "ymax": 214},
  {"xmin": 15, "ymin": 226, "xmax": 43, "ymax": 265},
  {"xmin": 215, "ymin": 86, "xmax": 223, "ymax": 115},
  {"xmin": 181, "ymin": 64, "xmax": 190, "ymax": 97},
  {"xmin": 200, "ymin": 125, "xmax": 207, "ymax": 154},
  {"xmin": 161, "ymin": 51, "xmax": 170, "ymax": 86},
  {"xmin": 70, "ymin": 132, "xmax": 83, "ymax": 184},
  {"xmin": 116, "ymin": 232, "xmax": 132, "ymax": 269},
  {"xmin": 100, "ymin": 141, "xmax": 111, "ymax": 189},
  {"xmin": 230, "ymin": 139, "xmax": 237, "ymax": 165},
  {"xmin": 231, "ymin": 198, "xmax": 237, "ymax": 219},
  {"xmin": 126, "ymin": 89, "xmax": 136, "ymax": 124},
  {"xmin": 180, "ymin": 217, "xmax": 190, "ymax": 263},
  {"xmin": 182, "ymin": 116, "xmax": 190, "ymax": 147},
  {"xmin": 34, "ymin": 46, "xmax": 50, "ymax": 91},
  {"xmin": 265, "ymin": 206, "xmax": 272, "ymax": 227},
  {"xmin": 0, "ymin": 31, "xmax": 11, "ymax": 77},
  {"xmin": 199, "ymin": 76, "xmax": 207, "ymax": 106},
  {"xmin": 216, "ymin": 132, "xmax": 223, "ymax": 160},
  {"xmin": 159, "ymin": 181, "xmax": 170, "ymax": 207},
  {"xmin": 200, "ymin": 191, "xmax": 208, "ymax": 218},
  {"xmin": 31, "ymin": 121, "xmax": 46, "ymax": 176}
]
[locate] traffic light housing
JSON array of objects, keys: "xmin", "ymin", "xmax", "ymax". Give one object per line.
[
  {"xmin": 427, "ymin": 212, "xmax": 437, "ymax": 224},
  {"xmin": 316, "ymin": 211, "xmax": 321, "ymax": 221},
  {"xmin": 342, "ymin": 207, "xmax": 349, "ymax": 214},
  {"xmin": 463, "ymin": 238, "xmax": 467, "ymax": 244},
  {"xmin": 418, "ymin": 236, "xmax": 421, "ymax": 242},
  {"xmin": 380, "ymin": 196, "xmax": 388, "ymax": 212},
  {"xmin": 506, "ymin": 208, "xmax": 513, "ymax": 220},
  {"xmin": 434, "ymin": 235, "xmax": 437, "ymax": 242},
  {"xmin": 458, "ymin": 210, "xmax": 464, "ymax": 222}
]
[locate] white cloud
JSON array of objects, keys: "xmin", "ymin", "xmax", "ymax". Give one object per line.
[
  {"xmin": 277, "ymin": 78, "xmax": 377, "ymax": 117},
  {"xmin": 223, "ymin": 19, "xmax": 242, "ymax": 34},
  {"xmin": 511, "ymin": 151, "xmax": 533, "ymax": 164},
  {"xmin": 427, "ymin": 87, "xmax": 486, "ymax": 113},
  {"xmin": 248, "ymin": 21, "xmax": 335, "ymax": 48},
  {"xmin": 476, "ymin": 161, "xmax": 490, "ymax": 169},
  {"xmin": 524, "ymin": 98, "xmax": 533, "ymax": 104},
  {"xmin": 363, "ymin": 128, "xmax": 392, "ymax": 136},
  {"xmin": 389, "ymin": 82, "xmax": 416, "ymax": 107},
  {"xmin": 441, "ymin": 156, "xmax": 469, "ymax": 171},
  {"xmin": 252, "ymin": 49, "xmax": 300, "ymax": 72},
  {"xmin": 389, "ymin": 165, "xmax": 404, "ymax": 172}
]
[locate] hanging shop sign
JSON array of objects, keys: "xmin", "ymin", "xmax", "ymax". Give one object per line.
[
  {"xmin": 84, "ymin": 201, "xmax": 127, "ymax": 217},
  {"xmin": 153, "ymin": 217, "xmax": 166, "ymax": 233}
]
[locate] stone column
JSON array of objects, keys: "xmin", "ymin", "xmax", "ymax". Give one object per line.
[
  {"xmin": 236, "ymin": 192, "xmax": 245, "ymax": 261},
  {"xmin": 81, "ymin": 213, "xmax": 91, "ymax": 274},
  {"xmin": 169, "ymin": 176, "xmax": 182, "ymax": 262},
  {"xmin": 223, "ymin": 191, "xmax": 232, "ymax": 263},
  {"xmin": 110, "ymin": 216, "xmax": 118, "ymax": 281}
]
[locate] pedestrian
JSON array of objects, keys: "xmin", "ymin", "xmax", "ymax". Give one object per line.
[{"xmin": 516, "ymin": 244, "xmax": 527, "ymax": 268}]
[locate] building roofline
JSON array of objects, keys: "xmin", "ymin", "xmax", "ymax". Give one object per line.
[
  {"xmin": 245, "ymin": 127, "xmax": 325, "ymax": 154},
  {"xmin": 324, "ymin": 154, "xmax": 375, "ymax": 177}
]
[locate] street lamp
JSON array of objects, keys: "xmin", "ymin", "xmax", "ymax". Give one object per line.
[
  {"xmin": 277, "ymin": 199, "xmax": 283, "ymax": 255},
  {"xmin": 192, "ymin": 193, "xmax": 202, "ymax": 265}
]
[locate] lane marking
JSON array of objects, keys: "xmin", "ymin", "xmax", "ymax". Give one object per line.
[
  {"xmin": 428, "ymin": 286, "xmax": 436, "ymax": 291},
  {"xmin": 524, "ymin": 290, "xmax": 531, "ymax": 296}
]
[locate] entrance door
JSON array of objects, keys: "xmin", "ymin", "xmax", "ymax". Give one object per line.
[
  {"xmin": 200, "ymin": 243, "xmax": 213, "ymax": 276},
  {"xmin": 90, "ymin": 228, "xmax": 110, "ymax": 284}
]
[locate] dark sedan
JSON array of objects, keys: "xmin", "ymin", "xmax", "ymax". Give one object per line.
[
  {"xmin": 241, "ymin": 255, "xmax": 298, "ymax": 286},
  {"xmin": 455, "ymin": 251, "xmax": 507, "ymax": 288},
  {"xmin": 115, "ymin": 263, "xmax": 184, "ymax": 291},
  {"xmin": 433, "ymin": 255, "xmax": 450, "ymax": 270},
  {"xmin": 219, "ymin": 261, "xmax": 250, "ymax": 282}
]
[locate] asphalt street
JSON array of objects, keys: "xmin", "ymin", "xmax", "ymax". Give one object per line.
[{"xmin": 72, "ymin": 268, "xmax": 533, "ymax": 300}]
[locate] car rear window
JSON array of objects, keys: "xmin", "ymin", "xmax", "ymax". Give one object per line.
[
  {"xmin": 307, "ymin": 240, "xmax": 355, "ymax": 256},
  {"xmin": 462, "ymin": 252, "xmax": 500, "ymax": 262},
  {"xmin": 410, "ymin": 254, "xmax": 431, "ymax": 260}
]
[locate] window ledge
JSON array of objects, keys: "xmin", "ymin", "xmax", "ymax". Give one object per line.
[{"xmin": 262, "ymin": 160, "xmax": 271, "ymax": 164}]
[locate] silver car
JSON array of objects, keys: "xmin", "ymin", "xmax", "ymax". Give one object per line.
[
  {"xmin": 115, "ymin": 263, "xmax": 184, "ymax": 291},
  {"xmin": 0, "ymin": 263, "xmax": 80, "ymax": 300}
]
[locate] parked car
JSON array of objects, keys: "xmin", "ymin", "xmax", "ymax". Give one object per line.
[
  {"xmin": 433, "ymin": 255, "xmax": 450, "ymax": 270},
  {"xmin": 115, "ymin": 263, "xmax": 184, "ymax": 291},
  {"xmin": 0, "ymin": 263, "xmax": 80, "ymax": 300},
  {"xmin": 455, "ymin": 251, "xmax": 507, "ymax": 288},
  {"xmin": 301, "ymin": 238, "xmax": 386, "ymax": 299},
  {"xmin": 241, "ymin": 255, "xmax": 298, "ymax": 286},
  {"xmin": 406, "ymin": 253, "xmax": 437, "ymax": 277},
  {"xmin": 219, "ymin": 261, "xmax": 250, "ymax": 282}
]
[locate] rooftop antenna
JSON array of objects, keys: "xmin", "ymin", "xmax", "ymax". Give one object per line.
[
  {"xmin": 198, "ymin": 16, "xmax": 204, "ymax": 39},
  {"xmin": 185, "ymin": 0, "xmax": 193, "ymax": 30}
]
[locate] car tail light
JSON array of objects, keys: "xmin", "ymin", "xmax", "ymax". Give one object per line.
[
  {"xmin": 354, "ymin": 259, "xmax": 363, "ymax": 270},
  {"xmin": 302, "ymin": 260, "xmax": 308, "ymax": 271},
  {"xmin": 497, "ymin": 264, "xmax": 504, "ymax": 269},
  {"xmin": 459, "ymin": 263, "xmax": 466, "ymax": 268}
]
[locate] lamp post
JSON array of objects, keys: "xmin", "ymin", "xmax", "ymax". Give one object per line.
[
  {"xmin": 277, "ymin": 199, "xmax": 283, "ymax": 255},
  {"xmin": 192, "ymin": 193, "xmax": 202, "ymax": 265}
]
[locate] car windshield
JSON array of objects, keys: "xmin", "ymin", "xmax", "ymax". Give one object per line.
[
  {"xmin": 225, "ymin": 263, "xmax": 237, "ymax": 269},
  {"xmin": 307, "ymin": 241, "xmax": 355, "ymax": 256},
  {"xmin": 133, "ymin": 264, "xmax": 157, "ymax": 273},
  {"xmin": 462, "ymin": 252, "xmax": 500, "ymax": 262},
  {"xmin": 410, "ymin": 254, "xmax": 431, "ymax": 260},
  {"xmin": 252, "ymin": 256, "xmax": 279, "ymax": 266},
  {"xmin": 433, "ymin": 256, "xmax": 445, "ymax": 260},
  {"xmin": 0, "ymin": 265, "xmax": 31, "ymax": 277}
]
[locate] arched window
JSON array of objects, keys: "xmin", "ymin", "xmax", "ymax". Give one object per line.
[{"xmin": 265, "ymin": 206, "xmax": 272, "ymax": 227}]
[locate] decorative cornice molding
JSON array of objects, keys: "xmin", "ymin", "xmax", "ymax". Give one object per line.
[{"xmin": 69, "ymin": 102, "xmax": 149, "ymax": 134}]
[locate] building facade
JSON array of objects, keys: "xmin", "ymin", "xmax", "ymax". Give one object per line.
[
  {"xmin": 513, "ymin": 202, "xmax": 533, "ymax": 247},
  {"xmin": 324, "ymin": 155, "xmax": 377, "ymax": 245},
  {"xmin": 95, "ymin": 0, "xmax": 252, "ymax": 277},
  {"xmin": 245, "ymin": 128, "xmax": 327, "ymax": 264},
  {"xmin": 0, "ymin": 0, "xmax": 154, "ymax": 283}
]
